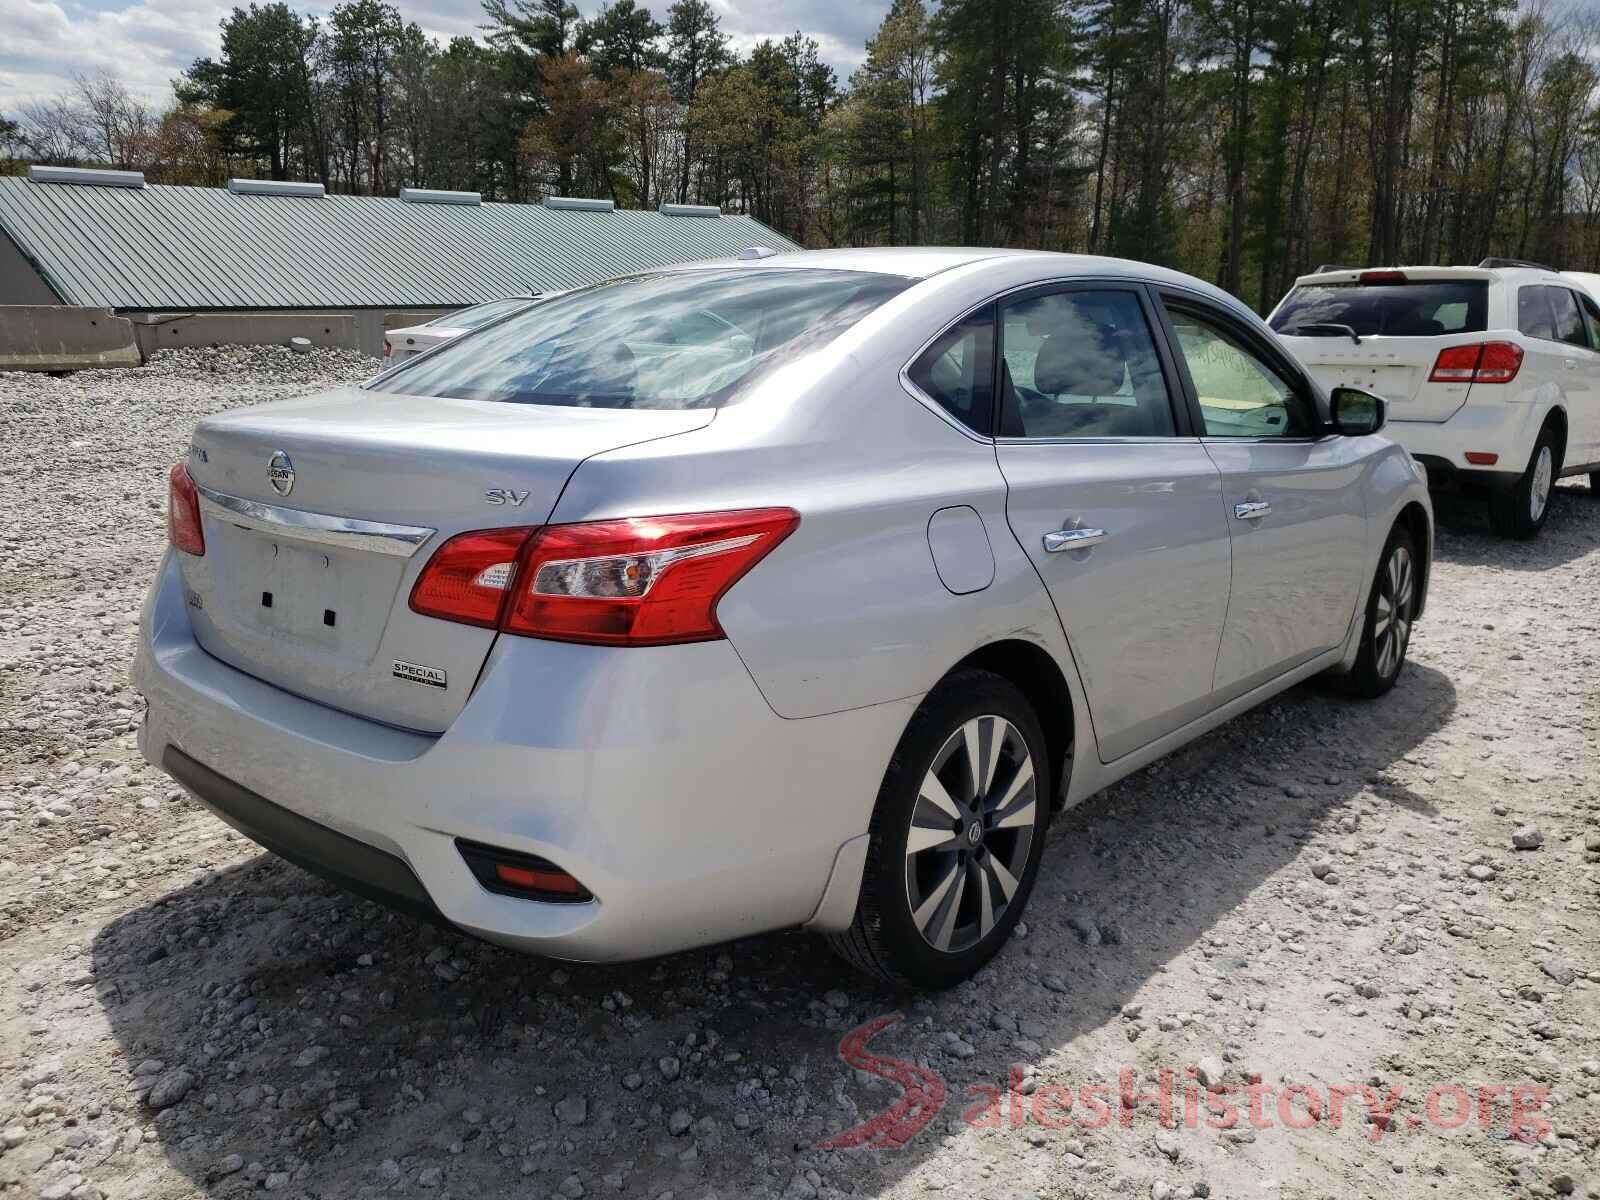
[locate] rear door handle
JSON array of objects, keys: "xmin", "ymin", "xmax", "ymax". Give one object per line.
[
  {"xmin": 1043, "ymin": 527, "xmax": 1108, "ymax": 552},
  {"xmin": 1234, "ymin": 500, "xmax": 1271, "ymax": 521}
]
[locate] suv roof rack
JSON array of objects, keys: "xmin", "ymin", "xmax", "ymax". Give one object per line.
[{"xmin": 1477, "ymin": 257, "xmax": 1556, "ymax": 272}]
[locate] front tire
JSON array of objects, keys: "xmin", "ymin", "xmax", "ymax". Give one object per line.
[
  {"xmin": 829, "ymin": 669, "xmax": 1051, "ymax": 989},
  {"xmin": 1335, "ymin": 525, "xmax": 1419, "ymax": 699},
  {"xmin": 1489, "ymin": 425, "xmax": 1560, "ymax": 538}
]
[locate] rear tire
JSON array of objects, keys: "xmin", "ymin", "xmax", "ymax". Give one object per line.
[
  {"xmin": 828, "ymin": 669, "xmax": 1051, "ymax": 989},
  {"xmin": 1589, "ymin": 470, "xmax": 1599, "ymax": 495},
  {"xmin": 1488, "ymin": 424, "xmax": 1560, "ymax": 539},
  {"xmin": 1332, "ymin": 524, "xmax": 1419, "ymax": 700}
]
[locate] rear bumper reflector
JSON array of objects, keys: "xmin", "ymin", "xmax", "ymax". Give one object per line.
[
  {"xmin": 457, "ymin": 839, "xmax": 593, "ymax": 903},
  {"xmin": 1464, "ymin": 451, "xmax": 1500, "ymax": 465}
]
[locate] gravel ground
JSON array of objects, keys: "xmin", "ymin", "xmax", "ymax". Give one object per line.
[{"xmin": 0, "ymin": 347, "xmax": 1597, "ymax": 1200}]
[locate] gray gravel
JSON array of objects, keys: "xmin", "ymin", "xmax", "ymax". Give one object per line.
[{"xmin": 1, "ymin": 348, "xmax": 1598, "ymax": 1199}]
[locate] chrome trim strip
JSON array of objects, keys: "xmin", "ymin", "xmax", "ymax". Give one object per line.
[{"xmin": 194, "ymin": 483, "xmax": 436, "ymax": 558}]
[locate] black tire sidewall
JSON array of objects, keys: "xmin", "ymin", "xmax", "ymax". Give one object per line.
[
  {"xmin": 1351, "ymin": 525, "xmax": 1419, "ymax": 697},
  {"xmin": 859, "ymin": 671, "xmax": 1052, "ymax": 989},
  {"xmin": 1497, "ymin": 426, "xmax": 1560, "ymax": 538}
]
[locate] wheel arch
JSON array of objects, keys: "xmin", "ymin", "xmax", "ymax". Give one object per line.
[
  {"xmin": 1544, "ymin": 405, "xmax": 1569, "ymax": 466},
  {"xmin": 1394, "ymin": 500, "xmax": 1432, "ymax": 619},
  {"xmin": 946, "ymin": 639, "xmax": 1076, "ymax": 810}
]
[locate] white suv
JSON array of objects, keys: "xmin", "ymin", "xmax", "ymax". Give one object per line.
[{"xmin": 1271, "ymin": 260, "xmax": 1600, "ymax": 537}]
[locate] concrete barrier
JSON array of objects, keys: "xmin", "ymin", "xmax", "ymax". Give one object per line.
[
  {"xmin": 131, "ymin": 309, "xmax": 456, "ymax": 357},
  {"xmin": 132, "ymin": 311, "xmax": 364, "ymax": 356},
  {"xmin": 1, "ymin": 305, "xmax": 467, "ymax": 368},
  {"xmin": 0, "ymin": 306, "xmax": 143, "ymax": 371}
]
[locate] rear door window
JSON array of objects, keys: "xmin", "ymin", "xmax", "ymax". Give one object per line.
[
  {"xmin": 1578, "ymin": 291, "xmax": 1600, "ymax": 348},
  {"xmin": 1550, "ymin": 288, "xmax": 1589, "ymax": 347},
  {"xmin": 1517, "ymin": 284, "xmax": 1590, "ymax": 346},
  {"xmin": 997, "ymin": 289, "xmax": 1177, "ymax": 438},
  {"xmin": 1518, "ymin": 286, "xmax": 1557, "ymax": 339},
  {"xmin": 1271, "ymin": 281, "xmax": 1487, "ymax": 337}
]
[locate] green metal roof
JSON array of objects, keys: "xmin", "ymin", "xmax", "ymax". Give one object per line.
[{"xmin": 0, "ymin": 176, "xmax": 800, "ymax": 311}]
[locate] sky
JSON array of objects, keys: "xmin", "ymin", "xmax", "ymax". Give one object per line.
[{"xmin": 0, "ymin": 0, "xmax": 890, "ymax": 116}]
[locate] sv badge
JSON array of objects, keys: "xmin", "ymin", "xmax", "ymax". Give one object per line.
[{"xmin": 485, "ymin": 488, "xmax": 531, "ymax": 507}]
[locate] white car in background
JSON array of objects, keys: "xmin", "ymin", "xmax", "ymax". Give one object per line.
[
  {"xmin": 385, "ymin": 295, "xmax": 545, "ymax": 362},
  {"xmin": 1271, "ymin": 259, "xmax": 1600, "ymax": 538}
]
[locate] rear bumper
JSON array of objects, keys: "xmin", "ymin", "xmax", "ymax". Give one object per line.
[
  {"xmin": 162, "ymin": 746, "xmax": 446, "ymax": 926},
  {"xmin": 1386, "ymin": 402, "xmax": 1548, "ymax": 486},
  {"xmin": 134, "ymin": 551, "xmax": 912, "ymax": 961}
]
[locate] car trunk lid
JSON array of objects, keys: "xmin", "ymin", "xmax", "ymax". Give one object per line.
[
  {"xmin": 1279, "ymin": 331, "xmax": 1485, "ymax": 422},
  {"xmin": 181, "ymin": 386, "xmax": 713, "ymax": 731}
]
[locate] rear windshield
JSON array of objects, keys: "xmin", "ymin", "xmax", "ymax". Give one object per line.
[
  {"xmin": 426, "ymin": 297, "xmax": 538, "ymax": 331},
  {"xmin": 1271, "ymin": 281, "xmax": 1488, "ymax": 338},
  {"xmin": 379, "ymin": 269, "xmax": 910, "ymax": 409}
]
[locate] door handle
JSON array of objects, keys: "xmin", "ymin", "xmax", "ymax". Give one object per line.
[
  {"xmin": 1234, "ymin": 500, "xmax": 1271, "ymax": 521},
  {"xmin": 1043, "ymin": 527, "xmax": 1108, "ymax": 552}
]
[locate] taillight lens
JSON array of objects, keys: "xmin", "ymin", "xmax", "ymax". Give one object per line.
[
  {"xmin": 1428, "ymin": 341, "xmax": 1523, "ymax": 385},
  {"xmin": 1473, "ymin": 342, "xmax": 1524, "ymax": 383},
  {"xmin": 408, "ymin": 527, "xmax": 536, "ymax": 628},
  {"xmin": 505, "ymin": 508, "xmax": 799, "ymax": 645},
  {"xmin": 408, "ymin": 509, "xmax": 799, "ymax": 645},
  {"xmin": 167, "ymin": 462, "xmax": 205, "ymax": 556}
]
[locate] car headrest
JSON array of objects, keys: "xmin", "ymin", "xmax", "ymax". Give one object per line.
[
  {"xmin": 1033, "ymin": 332, "xmax": 1127, "ymax": 396},
  {"xmin": 538, "ymin": 340, "xmax": 636, "ymax": 401}
]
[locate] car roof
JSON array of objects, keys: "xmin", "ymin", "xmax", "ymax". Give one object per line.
[
  {"xmin": 1291, "ymin": 264, "xmax": 1565, "ymax": 288},
  {"xmin": 655, "ymin": 246, "xmax": 1028, "ymax": 279},
  {"xmin": 655, "ymin": 247, "xmax": 1256, "ymax": 320},
  {"xmin": 1562, "ymin": 270, "xmax": 1600, "ymax": 295}
]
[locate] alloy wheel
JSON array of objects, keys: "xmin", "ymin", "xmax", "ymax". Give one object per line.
[
  {"xmin": 1373, "ymin": 544, "xmax": 1415, "ymax": 680},
  {"xmin": 1530, "ymin": 444, "xmax": 1554, "ymax": 522},
  {"xmin": 903, "ymin": 715, "xmax": 1037, "ymax": 954}
]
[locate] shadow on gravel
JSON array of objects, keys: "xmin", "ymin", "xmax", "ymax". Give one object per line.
[
  {"xmin": 89, "ymin": 663, "xmax": 1456, "ymax": 1198},
  {"xmin": 1430, "ymin": 479, "xmax": 1599, "ymax": 569}
]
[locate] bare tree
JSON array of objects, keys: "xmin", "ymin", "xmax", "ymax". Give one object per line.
[
  {"xmin": 74, "ymin": 72, "xmax": 154, "ymax": 168},
  {"xmin": 16, "ymin": 94, "xmax": 94, "ymax": 165}
]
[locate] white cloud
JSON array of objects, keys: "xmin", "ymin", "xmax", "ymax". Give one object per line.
[
  {"xmin": 0, "ymin": 0, "xmax": 886, "ymax": 114},
  {"xmin": 0, "ymin": 0, "xmax": 225, "ymax": 109}
]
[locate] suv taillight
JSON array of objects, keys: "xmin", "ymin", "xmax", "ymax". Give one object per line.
[
  {"xmin": 408, "ymin": 509, "xmax": 799, "ymax": 646},
  {"xmin": 167, "ymin": 462, "xmax": 205, "ymax": 556},
  {"xmin": 1427, "ymin": 341, "xmax": 1524, "ymax": 385}
]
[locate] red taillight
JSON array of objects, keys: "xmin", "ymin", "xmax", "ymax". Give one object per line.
[
  {"xmin": 505, "ymin": 508, "xmax": 800, "ymax": 645},
  {"xmin": 1465, "ymin": 451, "xmax": 1500, "ymax": 465},
  {"xmin": 408, "ymin": 508, "xmax": 799, "ymax": 646},
  {"xmin": 1427, "ymin": 341, "xmax": 1523, "ymax": 385},
  {"xmin": 1472, "ymin": 342, "xmax": 1523, "ymax": 383},
  {"xmin": 1360, "ymin": 270, "xmax": 1408, "ymax": 285},
  {"xmin": 167, "ymin": 462, "xmax": 205, "ymax": 556},
  {"xmin": 408, "ymin": 527, "xmax": 537, "ymax": 628},
  {"xmin": 383, "ymin": 340, "xmax": 392, "ymax": 358}
]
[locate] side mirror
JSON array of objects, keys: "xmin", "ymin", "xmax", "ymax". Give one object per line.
[{"xmin": 1330, "ymin": 386, "xmax": 1386, "ymax": 436}]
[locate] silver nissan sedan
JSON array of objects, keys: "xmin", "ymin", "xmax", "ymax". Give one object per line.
[{"xmin": 135, "ymin": 248, "xmax": 1432, "ymax": 988}]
